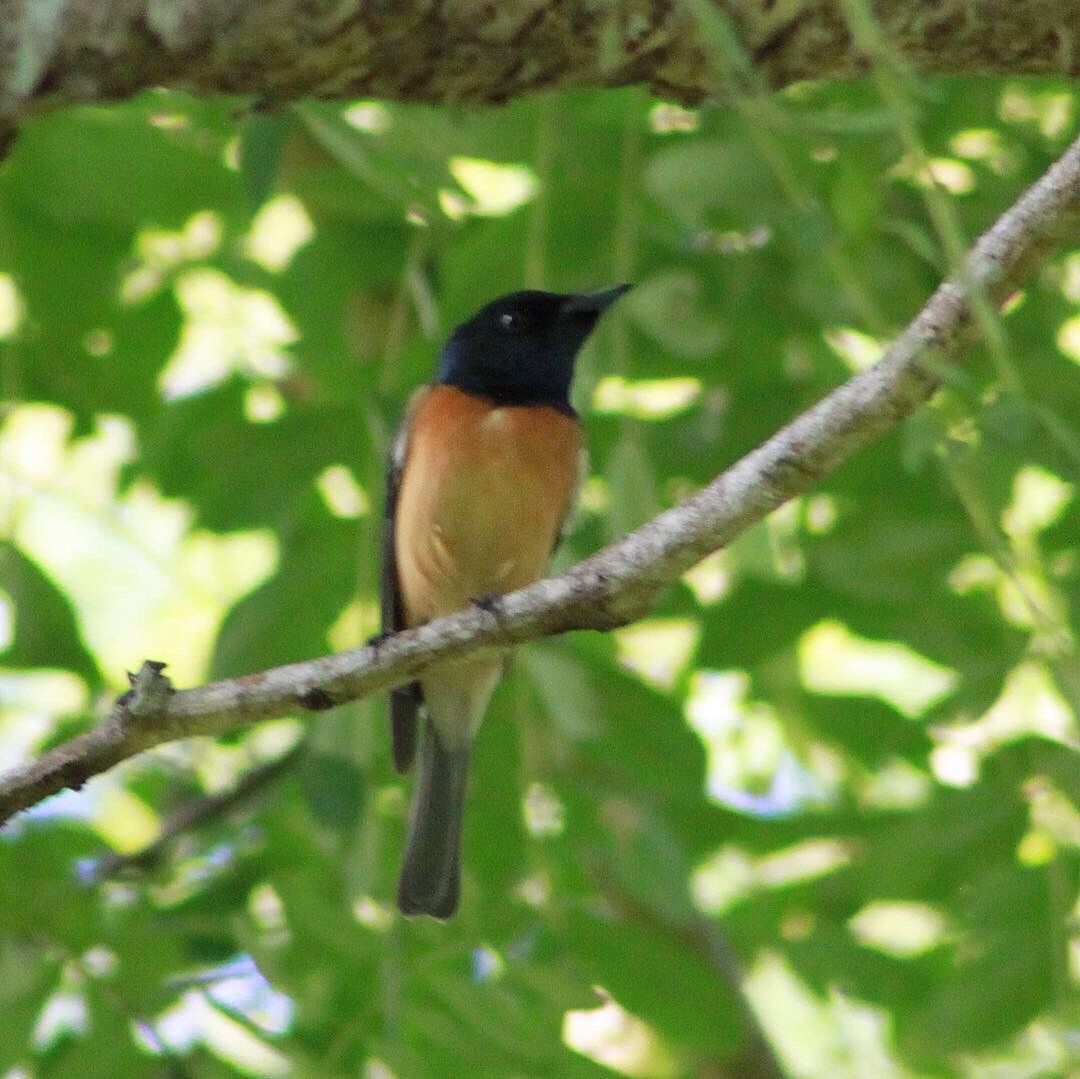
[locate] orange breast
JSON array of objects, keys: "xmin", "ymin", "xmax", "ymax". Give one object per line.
[{"xmin": 395, "ymin": 385, "xmax": 582, "ymax": 626}]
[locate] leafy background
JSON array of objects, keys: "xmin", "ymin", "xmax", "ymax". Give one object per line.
[{"xmin": 1, "ymin": 65, "xmax": 1079, "ymax": 1079}]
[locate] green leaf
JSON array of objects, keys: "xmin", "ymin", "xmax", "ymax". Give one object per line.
[
  {"xmin": 0, "ymin": 544, "xmax": 100, "ymax": 684},
  {"xmin": 564, "ymin": 908, "xmax": 742, "ymax": 1057},
  {"xmin": 239, "ymin": 109, "xmax": 294, "ymax": 208}
]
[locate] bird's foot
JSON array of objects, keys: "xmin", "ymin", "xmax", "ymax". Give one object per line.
[{"xmin": 470, "ymin": 593, "xmax": 505, "ymax": 619}]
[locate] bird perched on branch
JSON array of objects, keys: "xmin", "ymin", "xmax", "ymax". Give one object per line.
[{"xmin": 382, "ymin": 284, "xmax": 630, "ymax": 919}]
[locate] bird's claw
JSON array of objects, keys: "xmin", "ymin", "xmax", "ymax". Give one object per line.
[{"xmin": 470, "ymin": 593, "xmax": 504, "ymax": 617}]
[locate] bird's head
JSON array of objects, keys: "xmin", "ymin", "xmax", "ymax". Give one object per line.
[{"xmin": 437, "ymin": 285, "xmax": 631, "ymax": 410}]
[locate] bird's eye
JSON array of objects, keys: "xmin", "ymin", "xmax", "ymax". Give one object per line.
[{"xmin": 497, "ymin": 310, "xmax": 527, "ymax": 334}]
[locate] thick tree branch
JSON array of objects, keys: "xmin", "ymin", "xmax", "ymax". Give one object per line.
[
  {"xmin": 2, "ymin": 129, "xmax": 1080, "ymax": 826},
  {"xmin": 0, "ymin": 0, "xmax": 1077, "ymax": 127}
]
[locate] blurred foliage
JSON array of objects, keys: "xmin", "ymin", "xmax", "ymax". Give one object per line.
[{"xmin": 1, "ymin": 66, "xmax": 1079, "ymax": 1079}]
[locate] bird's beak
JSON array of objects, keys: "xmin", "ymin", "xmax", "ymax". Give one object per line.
[{"xmin": 559, "ymin": 283, "xmax": 633, "ymax": 318}]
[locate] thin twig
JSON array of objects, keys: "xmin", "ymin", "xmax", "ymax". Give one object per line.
[
  {"xmin": 2, "ymin": 130, "xmax": 1080, "ymax": 826},
  {"xmin": 591, "ymin": 867, "xmax": 786, "ymax": 1079},
  {"xmin": 86, "ymin": 742, "xmax": 305, "ymax": 881}
]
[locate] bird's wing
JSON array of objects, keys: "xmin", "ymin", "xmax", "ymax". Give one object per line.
[{"xmin": 382, "ymin": 388, "xmax": 429, "ymax": 774}]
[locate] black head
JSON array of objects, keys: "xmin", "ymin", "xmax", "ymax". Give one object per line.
[{"xmin": 437, "ymin": 285, "xmax": 631, "ymax": 411}]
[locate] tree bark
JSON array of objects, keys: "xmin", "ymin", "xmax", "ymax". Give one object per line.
[
  {"xmin": 0, "ymin": 0, "xmax": 1076, "ymax": 129},
  {"xmin": 2, "ymin": 125, "xmax": 1080, "ymax": 827}
]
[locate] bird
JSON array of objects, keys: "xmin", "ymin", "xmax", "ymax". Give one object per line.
[{"xmin": 381, "ymin": 284, "xmax": 631, "ymax": 919}]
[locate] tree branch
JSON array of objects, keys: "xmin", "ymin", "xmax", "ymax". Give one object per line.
[
  {"xmin": 0, "ymin": 0, "xmax": 1077, "ymax": 126},
  {"xmin": 2, "ymin": 129, "xmax": 1080, "ymax": 827},
  {"xmin": 84, "ymin": 741, "xmax": 305, "ymax": 882},
  {"xmin": 591, "ymin": 868, "xmax": 786, "ymax": 1079}
]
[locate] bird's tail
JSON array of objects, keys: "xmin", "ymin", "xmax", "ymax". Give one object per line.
[{"xmin": 397, "ymin": 721, "xmax": 471, "ymax": 919}]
